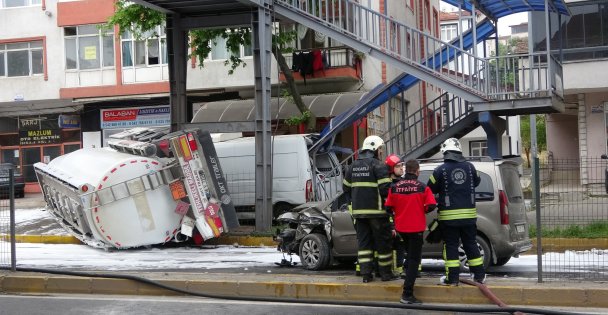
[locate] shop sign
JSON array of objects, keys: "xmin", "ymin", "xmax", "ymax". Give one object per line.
[
  {"xmin": 58, "ymin": 115, "xmax": 81, "ymax": 128},
  {"xmin": 19, "ymin": 129, "xmax": 62, "ymax": 145},
  {"xmin": 100, "ymin": 105, "xmax": 171, "ymax": 129},
  {"xmin": 19, "ymin": 115, "xmax": 60, "ymax": 131}
]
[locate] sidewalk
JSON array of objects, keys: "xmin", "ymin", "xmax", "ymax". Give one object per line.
[
  {"xmin": 1, "ymin": 269, "xmax": 608, "ymax": 309},
  {"xmin": 4, "ymin": 193, "xmax": 608, "ymax": 311}
]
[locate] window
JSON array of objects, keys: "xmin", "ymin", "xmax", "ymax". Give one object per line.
[
  {"xmin": 441, "ymin": 24, "xmax": 458, "ymax": 42},
  {"xmin": 470, "ymin": 141, "xmax": 488, "ymax": 157},
  {"xmin": 208, "ymin": 35, "xmax": 252, "ymax": 61},
  {"xmin": 64, "ymin": 25, "xmax": 114, "ymax": 70},
  {"xmin": 121, "ymin": 26, "xmax": 167, "ymax": 67},
  {"xmin": 0, "ymin": 41, "xmax": 43, "ymax": 77},
  {"xmin": 1, "ymin": 0, "xmax": 40, "ymax": 8}
]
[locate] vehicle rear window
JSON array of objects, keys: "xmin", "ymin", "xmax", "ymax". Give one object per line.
[
  {"xmin": 500, "ymin": 167, "xmax": 523, "ymax": 203},
  {"xmin": 419, "ymin": 170, "xmax": 494, "ymax": 201}
]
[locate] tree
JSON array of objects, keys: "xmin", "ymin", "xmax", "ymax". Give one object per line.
[
  {"xmin": 520, "ymin": 114, "xmax": 547, "ymax": 168},
  {"xmin": 105, "ymin": 1, "xmax": 316, "ymax": 131}
]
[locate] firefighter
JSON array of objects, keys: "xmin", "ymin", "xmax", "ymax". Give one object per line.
[
  {"xmin": 384, "ymin": 154, "xmax": 406, "ymax": 277},
  {"xmin": 343, "ymin": 135, "xmax": 395, "ymax": 283},
  {"xmin": 385, "ymin": 159, "xmax": 436, "ymax": 304},
  {"xmin": 427, "ymin": 138, "xmax": 485, "ymax": 286}
]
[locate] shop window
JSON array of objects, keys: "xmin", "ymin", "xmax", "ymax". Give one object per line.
[
  {"xmin": 64, "ymin": 144, "xmax": 80, "ymax": 155},
  {"xmin": 64, "ymin": 25, "xmax": 114, "ymax": 70},
  {"xmin": 21, "ymin": 147, "xmax": 40, "ymax": 182},
  {"xmin": 0, "ymin": 41, "xmax": 43, "ymax": 77},
  {"xmin": 1, "ymin": 148, "xmax": 20, "ymax": 170}
]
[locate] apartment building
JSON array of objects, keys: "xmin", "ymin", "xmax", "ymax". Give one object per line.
[
  {"xmin": 0, "ymin": 0, "xmax": 442, "ymax": 191},
  {"xmin": 531, "ymin": 0, "xmax": 608, "ymax": 185}
]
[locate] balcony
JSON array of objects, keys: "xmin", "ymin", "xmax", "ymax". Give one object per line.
[{"xmin": 280, "ymin": 46, "xmax": 361, "ymax": 85}]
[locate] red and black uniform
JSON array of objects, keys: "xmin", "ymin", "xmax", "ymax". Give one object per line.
[{"xmin": 385, "ymin": 173, "xmax": 436, "ymax": 297}]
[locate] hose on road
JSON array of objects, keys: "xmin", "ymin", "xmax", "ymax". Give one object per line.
[
  {"xmin": 460, "ymin": 278, "xmax": 526, "ymax": 315},
  {"xmin": 1, "ymin": 266, "xmax": 588, "ymax": 315}
]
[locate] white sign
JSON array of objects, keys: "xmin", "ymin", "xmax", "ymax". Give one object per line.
[{"xmin": 100, "ymin": 105, "xmax": 171, "ymax": 129}]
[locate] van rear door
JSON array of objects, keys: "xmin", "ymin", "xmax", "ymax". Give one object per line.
[{"xmin": 498, "ymin": 162, "xmax": 528, "ymax": 242}]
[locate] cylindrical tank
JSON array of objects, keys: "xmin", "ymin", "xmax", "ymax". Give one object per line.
[{"xmin": 40, "ymin": 148, "xmax": 182, "ymax": 249}]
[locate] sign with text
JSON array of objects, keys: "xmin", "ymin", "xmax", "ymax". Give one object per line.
[
  {"xmin": 19, "ymin": 115, "xmax": 60, "ymax": 131},
  {"xmin": 100, "ymin": 106, "xmax": 171, "ymax": 129},
  {"xmin": 19, "ymin": 129, "xmax": 62, "ymax": 145},
  {"xmin": 58, "ymin": 115, "xmax": 81, "ymax": 128}
]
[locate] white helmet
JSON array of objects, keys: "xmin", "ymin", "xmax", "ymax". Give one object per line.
[
  {"xmin": 440, "ymin": 138, "xmax": 462, "ymax": 154},
  {"xmin": 361, "ymin": 135, "xmax": 384, "ymax": 151}
]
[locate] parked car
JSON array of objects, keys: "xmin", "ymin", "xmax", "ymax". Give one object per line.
[
  {"xmin": 276, "ymin": 157, "xmax": 532, "ymax": 270},
  {"xmin": 0, "ymin": 166, "xmax": 25, "ymax": 199}
]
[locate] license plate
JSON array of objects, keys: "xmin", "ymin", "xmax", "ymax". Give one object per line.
[{"xmin": 516, "ymin": 224, "xmax": 525, "ymax": 233}]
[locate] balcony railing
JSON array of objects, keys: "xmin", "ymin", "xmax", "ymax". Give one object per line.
[{"xmin": 282, "ymin": 46, "xmax": 359, "ymax": 74}]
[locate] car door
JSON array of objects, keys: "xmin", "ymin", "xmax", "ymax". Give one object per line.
[{"xmin": 329, "ymin": 193, "xmax": 358, "ymax": 256}]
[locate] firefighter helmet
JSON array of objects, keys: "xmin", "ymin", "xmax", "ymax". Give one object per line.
[
  {"xmin": 384, "ymin": 154, "xmax": 402, "ymax": 174},
  {"xmin": 440, "ymin": 138, "xmax": 462, "ymax": 154},
  {"xmin": 361, "ymin": 135, "xmax": 384, "ymax": 152}
]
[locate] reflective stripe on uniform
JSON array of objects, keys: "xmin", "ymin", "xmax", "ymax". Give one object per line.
[
  {"xmin": 358, "ymin": 258, "xmax": 372, "ymax": 263},
  {"xmin": 439, "ymin": 208, "xmax": 477, "ymax": 220},
  {"xmin": 377, "ymin": 253, "xmax": 392, "ymax": 260},
  {"xmin": 377, "ymin": 177, "xmax": 391, "ymax": 185},
  {"xmin": 352, "ymin": 209, "xmax": 386, "ymax": 215},
  {"xmin": 343, "ymin": 179, "xmax": 352, "ymax": 187},
  {"xmin": 378, "ymin": 260, "xmax": 393, "ymax": 266},
  {"xmin": 445, "ymin": 260, "xmax": 460, "ymax": 268},
  {"xmin": 468, "ymin": 257, "xmax": 483, "ymax": 267},
  {"xmin": 350, "ymin": 182, "xmax": 378, "ymax": 188},
  {"xmin": 358, "ymin": 250, "xmax": 373, "ymax": 256},
  {"xmin": 429, "ymin": 175, "xmax": 436, "ymax": 184}
]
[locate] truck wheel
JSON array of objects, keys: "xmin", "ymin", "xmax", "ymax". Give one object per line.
[
  {"xmin": 299, "ymin": 233, "xmax": 330, "ymax": 270},
  {"xmin": 493, "ymin": 256, "xmax": 511, "ymax": 266},
  {"xmin": 458, "ymin": 236, "xmax": 491, "ymax": 270}
]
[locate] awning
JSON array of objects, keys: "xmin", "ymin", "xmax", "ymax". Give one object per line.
[
  {"xmin": 0, "ymin": 99, "xmax": 83, "ymax": 117},
  {"xmin": 442, "ymin": 0, "xmax": 569, "ymax": 19},
  {"xmin": 192, "ymin": 92, "xmax": 369, "ymax": 123}
]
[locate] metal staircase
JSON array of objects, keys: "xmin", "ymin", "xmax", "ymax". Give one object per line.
[{"xmin": 274, "ymin": 0, "xmax": 489, "ymax": 102}]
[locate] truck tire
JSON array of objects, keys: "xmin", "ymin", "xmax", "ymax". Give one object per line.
[{"xmin": 299, "ymin": 233, "xmax": 330, "ymax": 270}]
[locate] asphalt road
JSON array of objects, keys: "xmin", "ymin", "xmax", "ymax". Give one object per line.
[{"xmin": 0, "ymin": 294, "xmax": 467, "ymax": 315}]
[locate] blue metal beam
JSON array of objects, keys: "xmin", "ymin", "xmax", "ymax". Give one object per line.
[{"xmin": 310, "ymin": 19, "xmax": 497, "ymax": 153}]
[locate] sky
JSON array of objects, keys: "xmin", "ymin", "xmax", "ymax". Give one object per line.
[{"xmin": 440, "ymin": 3, "xmax": 529, "ymax": 37}]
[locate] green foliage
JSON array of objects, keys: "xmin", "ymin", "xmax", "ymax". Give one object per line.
[
  {"xmin": 285, "ymin": 111, "xmax": 311, "ymax": 126},
  {"xmin": 190, "ymin": 28, "xmax": 251, "ymax": 74},
  {"xmin": 520, "ymin": 115, "xmax": 547, "ymax": 152},
  {"xmin": 529, "ymin": 221, "xmax": 608, "ymax": 238},
  {"xmin": 103, "ymin": 1, "xmax": 165, "ymax": 39}
]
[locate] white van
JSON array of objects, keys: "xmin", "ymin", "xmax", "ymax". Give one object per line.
[{"xmin": 212, "ymin": 134, "xmax": 342, "ymax": 218}]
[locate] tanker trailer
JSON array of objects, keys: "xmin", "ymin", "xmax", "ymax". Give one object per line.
[{"xmin": 34, "ymin": 128, "xmax": 238, "ymax": 249}]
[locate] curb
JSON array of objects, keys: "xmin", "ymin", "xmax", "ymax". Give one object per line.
[{"xmin": 1, "ymin": 273, "xmax": 607, "ymax": 308}]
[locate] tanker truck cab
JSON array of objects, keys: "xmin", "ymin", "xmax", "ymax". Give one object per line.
[{"xmin": 212, "ymin": 134, "xmax": 342, "ymax": 218}]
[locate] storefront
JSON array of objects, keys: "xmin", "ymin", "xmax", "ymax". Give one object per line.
[{"xmin": 0, "ymin": 114, "xmax": 81, "ymax": 192}]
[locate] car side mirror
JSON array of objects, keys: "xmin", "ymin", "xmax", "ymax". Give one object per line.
[{"xmin": 602, "ymin": 154, "xmax": 608, "ymax": 159}]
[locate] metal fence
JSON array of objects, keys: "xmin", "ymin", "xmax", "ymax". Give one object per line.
[
  {"xmin": 534, "ymin": 157, "xmax": 608, "ymax": 280},
  {"xmin": 0, "ymin": 164, "xmax": 16, "ymax": 271}
]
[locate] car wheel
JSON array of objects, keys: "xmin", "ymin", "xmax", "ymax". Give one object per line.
[
  {"xmin": 299, "ymin": 233, "xmax": 330, "ymax": 270},
  {"xmin": 458, "ymin": 236, "xmax": 491, "ymax": 270},
  {"xmin": 493, "ymin": 256, "xmax": 511, "ymax": 266}
]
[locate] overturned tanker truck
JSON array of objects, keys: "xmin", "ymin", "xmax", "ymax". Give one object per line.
[{"xmin": 34, "ymin": 128, "xmax": 239, "ymax": 249}]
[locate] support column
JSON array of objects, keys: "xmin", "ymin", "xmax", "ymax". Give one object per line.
[
  {"xmin": 252, "ymin": 0, "xmax": 273, "ymax": 231},
  {"xmin": 479, "ymin": 112, "xmax": 506, "ymax": 159},
  {"xmin": 167, "ymin": 14, "xmax": 188, "ymax": 131}
]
